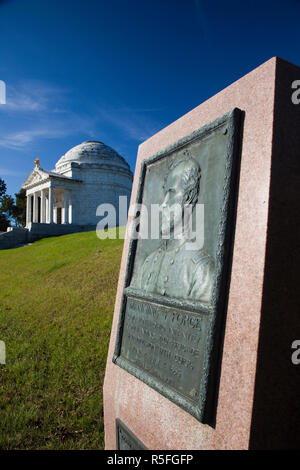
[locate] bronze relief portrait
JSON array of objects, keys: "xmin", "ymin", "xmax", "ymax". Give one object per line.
[{"xmin": 136, "ymin": 154, "xmax": 215, "ymax": 303}]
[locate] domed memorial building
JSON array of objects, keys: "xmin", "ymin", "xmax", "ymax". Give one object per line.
[{"xmin": 22, "ymin": 141, "xmax": 133, "ymax": 238}]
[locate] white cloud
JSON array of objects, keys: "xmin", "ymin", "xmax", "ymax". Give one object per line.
[
  {"xmin": 0, "ymin": 80, "xmax": 163, "ymax": 153},
  {"xmin": 0, "ymin": 78, "xmax": 98, "ymax": 150},
  {"xmin": 5, "ymin": 92, "xmax": 43, "ymax": 111},
  {"xmin": 2, "ymin": 80, "xmax": 69, "ymax": 112},
  {"xmin": 0, "ymin": 128, "xmax": 66, "ymax": 150}
]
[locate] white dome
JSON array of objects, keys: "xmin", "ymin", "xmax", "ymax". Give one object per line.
[{"xmin": 55, "ymin": 140, "xmax": 130, "ymax": 172}]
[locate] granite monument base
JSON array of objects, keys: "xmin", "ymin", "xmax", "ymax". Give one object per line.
[{"xmin": 103, "ymin": 57, "xmax": 300, "ymax": 450}]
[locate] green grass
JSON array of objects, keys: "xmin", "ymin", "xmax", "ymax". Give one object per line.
[{"xmin": 0, "ymin": 228, "xmax": 124, "ymax": 449}]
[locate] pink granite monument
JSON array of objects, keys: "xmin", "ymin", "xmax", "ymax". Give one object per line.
[{"xmin": 103, "ymin": 57, "xmax": 300, "ymax": 450}]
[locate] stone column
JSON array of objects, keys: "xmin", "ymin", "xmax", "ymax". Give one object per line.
[
  {"xmin": 64, "ymin": 189, "xmax": 69, "ymax": 224},
  {"xmin": 41, "ymin": 190, "xmax": 46, "ymax": 224},
  {"xmin": 48, "ymin": 186, "xmax": 54, "ymax": 224},
  {"xmin": 26, "ymin": 194, "xmax": 32, "ymax": 226},
  {"xmin": 69, "ymin": 191, "xmax": 73, "ymax": 224},
  {"xmin": 33, "ymin": 192, "xmax": 38, "ymax": 223},
  {"xmin": 45, "ymin": 196, "xmax": 48, "ymax": 223}
]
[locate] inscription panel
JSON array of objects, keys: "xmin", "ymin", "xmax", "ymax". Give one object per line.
[{"xmin": 120, "ymin": 296, "xmax": 210, "ymax": 402}]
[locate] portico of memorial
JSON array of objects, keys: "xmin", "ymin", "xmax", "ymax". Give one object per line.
[{"xmin": 22, "ymin": 140, "xmax": 133, "ymax": 238}]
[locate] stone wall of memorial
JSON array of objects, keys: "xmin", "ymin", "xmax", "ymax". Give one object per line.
[{"xmin": 70, "ymin": 165, "xmax": 132, "ymax": 226}]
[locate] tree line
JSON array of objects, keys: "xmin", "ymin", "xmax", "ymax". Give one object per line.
[{"xmin": 0, "ymin": 178, "xmax": 26, "ymax": 232}]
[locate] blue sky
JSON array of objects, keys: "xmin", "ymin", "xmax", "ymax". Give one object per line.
[{"xmin": 1, "ymin": 0, "xmax": 300, "ymax": 196}]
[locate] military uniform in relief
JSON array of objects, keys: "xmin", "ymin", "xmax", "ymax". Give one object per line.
[{"xmin": 138, "ymin": 240, "xmax": 214, "ymax": 302}]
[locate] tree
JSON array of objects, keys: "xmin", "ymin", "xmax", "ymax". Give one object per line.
[
  {"xmin": 0, "ymin": 178, "xmax": 10, "ymax": 231},
  {"xmin": 0, "ymin": 179, "xmax": 26, "ymax": 230},
  {"xmin": 12, "ymin": 189, "xmax": 26, "ymax": 227},
  {"xmin": 0, "ymin": 178, "xmax": 6, "ymax": 199},
  {"xmin": 0, "ymin": 212, "xmax": 9, "ymax": 232}
]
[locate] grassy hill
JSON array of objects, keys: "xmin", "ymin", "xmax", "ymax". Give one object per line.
[{"xmin": 0, "ymin": 229, "xmax": 124, "ymax": 449}]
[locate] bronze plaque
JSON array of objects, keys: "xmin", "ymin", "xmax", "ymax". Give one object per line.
[
  {"xmin": 113, "ymin": 109, "xmax": 243, "ymax": 423},
  {"xmin": 116, "ymin": 419, "xmax": 147, "ymax": 450}
]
